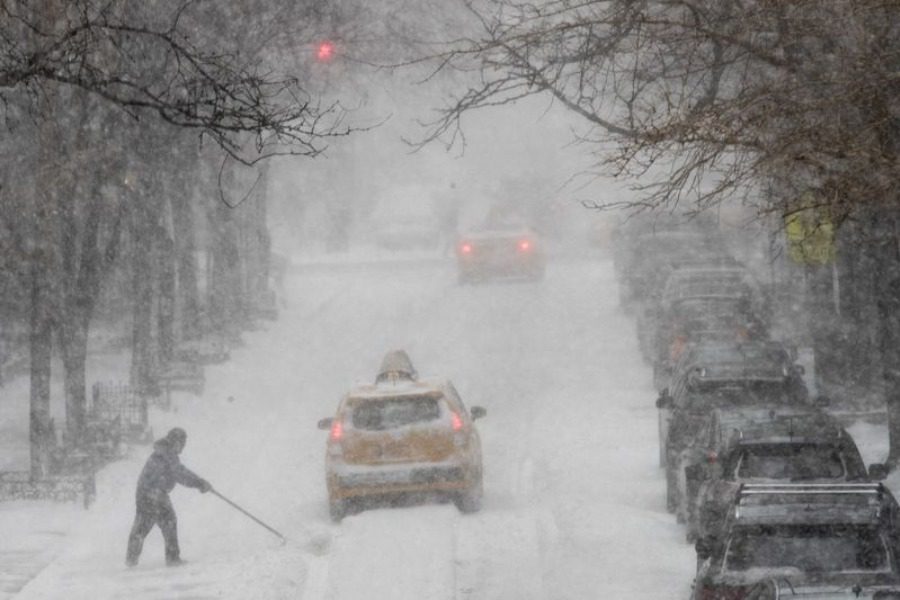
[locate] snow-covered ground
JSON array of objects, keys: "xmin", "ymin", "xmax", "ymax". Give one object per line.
[{"xmin": 1, "ymin": 255, "xmax": 894, "ymax": 599}]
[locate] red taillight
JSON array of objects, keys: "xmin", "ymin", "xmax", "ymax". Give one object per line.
[
  {"xmin": 459, "ymin": 242, "xmax": 473, "ymax": 255},
  {"xmin": 330, "ymin": 420, "xmax": 343, "ymax": 441},
  {"xmin": 707, "ymin": 451, "xmax": 718, "ymax": 464},
  {"xmin": 451, "ymin": 412, "xmax": 463, "ymax": 431},
  {"xmin": 518, "ymin": 239, "xmax": 532, "ymax": 252}
]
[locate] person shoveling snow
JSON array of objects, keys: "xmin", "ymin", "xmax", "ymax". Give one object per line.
[{"xmin": 125, "ymin": 427, "xmax": 212, "ymax": 567}]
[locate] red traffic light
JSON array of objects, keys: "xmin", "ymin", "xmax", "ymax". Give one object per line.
[{"xmin": 316, "ymin": 41, "xmax": 335, "ymax": 62}]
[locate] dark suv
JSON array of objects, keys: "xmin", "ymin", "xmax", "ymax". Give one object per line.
[
  {"xmin": 692, "ymin": 483, "xmax": 900, "ymax": 599},
  {"xmin": 681, "ymin": 407, "xmax": 884, "ymax": 542},
  {"xmin": 657, "ymin": 340, "xmax": 808, "ymax": 468}
]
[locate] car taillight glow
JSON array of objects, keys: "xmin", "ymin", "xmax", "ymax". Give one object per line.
[
  {"xmin": 707, "ymin": 451, "xmax": 718, "ymax": 464},
  {"xmin": 451, "ymin": 412, "xmax": 463, "ymax": 431},
  {"xmin": 518, "ymin": 239, "xmax": 532, "ymax": 252},
  {"xmin": 460, "ymin": 243, "xmax": 473, "ymax": 255},
  {"xmin": 330, "ymin": 419, "xmax": 343, "ymax": 441}
]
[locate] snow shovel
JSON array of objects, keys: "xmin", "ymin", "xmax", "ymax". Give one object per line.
[{"xmin": 210, "ymin": 488, "xmax": 287, "ymax": 544}]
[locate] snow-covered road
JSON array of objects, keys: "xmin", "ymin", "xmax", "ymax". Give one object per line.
[{"xmin": 10, "ymin": 255, "xmax": 699, "ymax": 599}]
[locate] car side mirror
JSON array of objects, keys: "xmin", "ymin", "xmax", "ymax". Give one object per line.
[
  {"xmin": 470, "ymin": 406, "xmax": 487, "ymax": 420},
  {"xmin": 317, "ymin": 418, "xmax": 333, "ymax": 430},
  {"xmin": 869, "ymin": 463, "xmax": 890, "ymax": 481},
  {"xmin": 656, "ymin": 392, "xmax": 673, "ymax": 409},
  {"xmin": 695, "ymin": 536, "xmax": 715, "ymax": 560}
]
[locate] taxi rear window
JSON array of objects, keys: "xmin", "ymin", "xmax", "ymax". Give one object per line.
[{"xmin": 351, "ymin": 396, "xmax": 442, "ymax": 430}]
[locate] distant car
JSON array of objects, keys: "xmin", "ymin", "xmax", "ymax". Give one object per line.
[
  {"xmin": 679, "ymin": 407, "xmax": 879, "ymax": 541},
  {"xmin": 455, "ymin": 224, "xmax": 545, "ymax": 283},
  {"xmin": 692, "ymin": 483, "xmax": 900, "ymax": 599},
  {"xmin": 317, "ymin": 350, "xmax": 486, "ymax": 522},
  {"xmin": 659, "ymin": 264, "xmax": 765, "ymax": 312},
  {"xmin": 370, "ymin": 186, "xmax": 441, "ymax": 250},
  {"xmin": 615, "ymin": 228, "xmax": 727, "ymax": 309}
]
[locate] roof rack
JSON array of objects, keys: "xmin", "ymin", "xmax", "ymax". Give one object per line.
[
  {"xmin": 734, "ymin": 483, "xmax": 886, "ymax": 524},
  {"xmin": 738, "ymin": 483, "xmax": 883, "ymax": 496}
]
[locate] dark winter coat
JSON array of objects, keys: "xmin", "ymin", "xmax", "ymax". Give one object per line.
[{"xmin": 136, "ymin": 436, "xmax": 205, "ymax": 503}]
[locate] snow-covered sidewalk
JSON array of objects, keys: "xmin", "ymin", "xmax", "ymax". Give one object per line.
[{"xmin": 3, "ymin": 269, "xmax": 341, "ymax": 600}]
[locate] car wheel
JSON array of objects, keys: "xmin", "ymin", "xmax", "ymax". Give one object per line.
[
  {"xmin": 685, "ymin": 526, "xmax": 698, "ymax": 545},
  {"xmin": 329, "ymin": 500, "xmax": 347, "ymax": 523},
  {"xmin": 666, "ymin": 464, "xmax": 679, "ymax": 514},
  {"xmin": 454, "ymin": 478, "xmax": 483, "ymax": 514},
  {"xmin": 658, "ymin": 419, "xmax": 668, "ymax": 468},
  {"xmin": 653, "ymin": 362, "xmax": 668, "ymax": 392}
]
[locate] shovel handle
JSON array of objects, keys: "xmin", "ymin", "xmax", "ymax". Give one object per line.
[{"xmin": 210, "ymin": 488, "xmax": 287, "ymax": 542}]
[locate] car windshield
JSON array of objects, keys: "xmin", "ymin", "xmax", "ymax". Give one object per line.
[
  {"xmin": 725, "ymin": 526, "xmax": 889, "ymax": 573},
  {"xmin": 689, "ymin": 343, "xmax": 788, "ymax": 367},
  {"xmin": 672, "ymin": 298, "xmax": 743, "ymax": 322},
  {"xmin": 735, "ymin": 444, "xmax": 845, "ymax": 480},
  {"xmin": 683, "ymin": 386, "xmax": 790, "ymax": 411},
  {"xmin": 666, "ymin": 272, "xmax": 751, "ymax": 300},
  {"xmin": 350, "ymin": 396, "xmax": 442, "ymax": 430}
]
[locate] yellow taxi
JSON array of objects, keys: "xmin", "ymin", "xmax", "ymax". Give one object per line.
[{"xmin": 317, "ymin": 351, "xmax": 486, "ymax": 521}]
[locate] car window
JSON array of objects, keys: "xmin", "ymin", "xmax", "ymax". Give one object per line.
[
  {"xmin": 445, "ymin": 383, "xmax": 466, "ymax": 411},
  {"xmin": 351, "ymin": 396, "xmax": 443, "ymax": 430},
  {"xmin": 664, "ymin": 273, "xmax": 751, "ymax": 301},
  {"xmin": 735, "ymin": 445, "xmax": 845, "ymax": 480},
  {"xmin": 725, "ymin": 526, "xmax": 888, "ymax": 573}
]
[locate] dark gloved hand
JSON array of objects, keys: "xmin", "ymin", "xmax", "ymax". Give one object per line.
[{"xmin": 199, "ymin": 479, "xmax": 212, "ymax": 493}]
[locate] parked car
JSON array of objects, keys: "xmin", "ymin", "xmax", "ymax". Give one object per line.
[
  {"xmin": 616, "ymin": 227, "xmax": 726, "ymax": 310},
  {"xmin": 680, "ymin": 407, "xmax": 880, "ymax": 541},
  {"xmin": 662, "ymin": 391, "xmax": 802, "ymax": 516},
  {"xmin": 692, "ymin": 483, "xmax": 900, "ymax": 599},
  {"xmin": 317, "ymin": 350, "xmax": 486, "ymax": 521},
  {"xmin": 455, "ymin": 222, "xmax": 545, "ymax": 283},
  {"xmin": 649, "ymin": 295, "xmax": 768, "ymax": 390},
  {"xmin": 659, "ymin": 263, "xmax": 765, "ymax": 313},
  {"xmin": 747, "ymin": 578, "xmax": 900, "ymax": 599},
  {"xmin": 657, "ymin": 340, "xmax": 809, "ymax": 469}
]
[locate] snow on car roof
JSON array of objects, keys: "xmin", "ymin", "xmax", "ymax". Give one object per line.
[{"xmin": 347, "ymin": 376, "xmax": 448, "ymax": 400}]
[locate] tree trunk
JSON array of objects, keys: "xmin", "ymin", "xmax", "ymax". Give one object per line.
[
  {"xmin": 29, "ymin": 261, "xmax": 54, "ymax": 478},
  {"xmin": 130, "ymin": 210, "xmax": 159, "ymax": 396},
  {"xmin": 59, "ymin": 316, "xmax": 89, "ymax": 443},
  {"xmin": 209, "ymin": 199, "xmax": 243, "ymax": 337},
  {"xmin": 172, "ymin": 194, "xmax": 200, "ymax": 340},
  {"xmin": 158, "ymin": 235, "xmax": 176, "ymax": 363}
]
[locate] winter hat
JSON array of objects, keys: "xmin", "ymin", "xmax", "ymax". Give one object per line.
[{"xmin": 166, "ymin": 427, "xmax": 187, "ymax": 445}]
